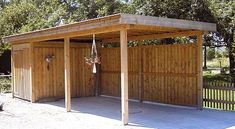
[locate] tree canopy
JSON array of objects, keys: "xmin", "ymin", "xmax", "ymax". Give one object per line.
[{"xmin": 0, "ymin": 0, "xmax": 234, "ymax": 71}]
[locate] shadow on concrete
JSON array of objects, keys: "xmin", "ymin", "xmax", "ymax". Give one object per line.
[{"xmin": 44, "ymin": 96, "xmax": 235, "ymax": 129}]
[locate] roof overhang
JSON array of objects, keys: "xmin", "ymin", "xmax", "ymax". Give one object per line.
[{"xmin": 3, "ymin": 14, "xmax": 217, "ymax": 44}]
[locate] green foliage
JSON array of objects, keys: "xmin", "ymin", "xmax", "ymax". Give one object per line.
[
  {"xmin": 207, "ymin": 48, "xmax": 216, "ymax": 60},
  {"xmin": 203, "ymin": 72, "xmax": 231, "ymax": 83},
  {"xmin": 20, "ymin": 0, "xmax": 65, "ymax": 32},
  {"xmin": 0, "ymin": 1, "xmax": 34, "ymax": 37},
  {"xmin": 208, "ymin": 0, "xmax": 234, "ymax": 38},
  {"xmin": 0, "ymin": 76, "xmax": 11, "ymax": 93},
  {"xmin": 0, "ymin": 0, "xmax": 234, "ymax": 61},
  {"xmin": 215, "ymin": 50, "xmax": 223, "ymax": 58}
]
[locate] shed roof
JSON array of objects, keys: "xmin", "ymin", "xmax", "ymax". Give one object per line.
[{"xmin": 3, "ymin": 13, "xmax": 216, "ymax": 44}]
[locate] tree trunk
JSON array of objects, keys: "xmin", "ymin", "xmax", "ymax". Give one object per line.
[
  {"xmin": 227, "ymin": 30, "xmax": 235, "ymax": 83},
  {"xmin": 203, "ymin": 45, "xmax": 207, "ymax": 70}
]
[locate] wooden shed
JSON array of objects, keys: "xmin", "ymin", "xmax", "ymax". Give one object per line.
[{"xmin": 3, "ymin": 14, "xmax": 216, "ymax": 125}]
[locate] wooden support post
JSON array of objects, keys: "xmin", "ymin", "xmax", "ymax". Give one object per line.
[
  {"xmin": 197, "ymin": 32, "xmax": 203, "ymax": 110},
  {"xmin": 120, "ymin": 29, "xmax": 128, "ymax": 125},
  {"xmin": 64, "ymin": 37, "xmax": 71, "ymax": 112},
  {"xmin": 11, "ymin": 46, "xmax": 14, "ymax": 98},
  {"xmin": 29, "ymin": 43, "xmax": 35, "ymax": 102}
]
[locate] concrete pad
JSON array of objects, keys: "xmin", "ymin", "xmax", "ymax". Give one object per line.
[{"xmin": 0, "ymin": 94, "xmax": 235, "ymax": 129}]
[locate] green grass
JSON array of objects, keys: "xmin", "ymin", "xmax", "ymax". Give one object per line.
[
  {"xmin": 206, "ymin": 58, "xmax": 229, "ymax": 68},
  {"xmin": 203, "ymin": 72, "xmax": 232, "ymax": 83}
]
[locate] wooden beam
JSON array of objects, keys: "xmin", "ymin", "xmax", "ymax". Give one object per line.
[
  {"xmin": 5, "ymin": 24, "xmax": 130, "ymax": 44},
  {"xmin": 196, "ymin": 32, "xmax": 203, "ymax": 110},
  {"xmin": 129, "ymin": 24, "xmax": 180, "ymax": 31},
  {"xmin": 64, "ymin": 37, "xmax": 71, "ymax": 112},
  {"xmin": 3, "ymin": 14, "xmax": 121, "ymax": 43},
  {"xmin": 103, "ymin": 30, "xmax": 202, "ymax": 43},
  {"xmin": 120, "ymin": 14, "xmax": 217, "ymax": 31},
  {"xmin": 120, "ymin": 29, "xmax": 128, "ymax": 125},
  {"xmin": 4, "ymin": 14, "xmax": 216, "ymax": 44}
]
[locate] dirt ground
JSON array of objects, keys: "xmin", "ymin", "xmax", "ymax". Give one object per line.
[{"xmin": 0, "ymin": 93, "xmax": 235, "ymax": 129}]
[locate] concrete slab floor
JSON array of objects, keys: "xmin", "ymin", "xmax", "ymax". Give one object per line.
[{"xmin": 0, "ymin": 93, "xmax": 235, "ymax": 129}]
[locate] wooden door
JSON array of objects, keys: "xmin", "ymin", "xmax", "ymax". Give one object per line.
[{"xmin": 12, "ymin": 44, "xmax": 31, "ymax": 100}]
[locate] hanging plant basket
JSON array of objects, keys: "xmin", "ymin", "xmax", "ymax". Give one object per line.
[
  {"xmin": 85, "ymin": 55, "xmax": 101, "ymax": 66},
  {"xmin": 85, "ymin": 34, "xmax": 101, "ymax": 73}
]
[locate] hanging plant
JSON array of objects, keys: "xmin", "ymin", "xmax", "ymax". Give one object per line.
[{"xmin": 85, "ymin": 34, "xmax": 101, "ymax": 73}]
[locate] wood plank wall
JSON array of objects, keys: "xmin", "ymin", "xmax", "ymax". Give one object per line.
[
  {"xmin": 100, "ymin": 43, "xmax": 198, "ymax": 106},
  {"xmin": 32, "ymin": 42, "xmax": 94, "ymax": 101},
  {"xmin": 12, "ymin": 42, "xmax": 198, "ymax": 106},
  {"xmin": 12, "ymin": 44, "xmax": 31, "ymax": 100}
]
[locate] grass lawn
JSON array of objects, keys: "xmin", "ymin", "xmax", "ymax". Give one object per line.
[
  {"xmin": 206, "ymin": 58, "xmax": 229, "ymax": 69},
  {"xmin": 203, "ymin": 72, "xmax": 232, "ymax": 83}
]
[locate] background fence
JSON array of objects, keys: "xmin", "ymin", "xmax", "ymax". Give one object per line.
[
  {"xmin": 0, "ymin": 75, "xmax": 11, "ymax": 93},
  {"xmin": 203, "ymin": 81, "xmax": 235, "ymax": 111}
]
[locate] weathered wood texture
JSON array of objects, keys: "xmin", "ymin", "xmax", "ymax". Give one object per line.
[
  {"xmin": 203, "ymin": 81, "xmax": 235, "ymax": 111},
  {"xmin": 12, "ymin": 44, "xmax": 31, "ymax": 100},
  {"xmin": 100, "ymin": 43, "xmax": 198, "ymax": 106},
  {"xmin": 32, "ymin": 43, "xmax": 94, "ymax": 101}
]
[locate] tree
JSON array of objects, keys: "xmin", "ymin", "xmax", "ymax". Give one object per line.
[
  {"xmin": 0, "ymin": 0, "xmax": 234, "ymax": 79},
  {"xmin": 207, "ymin": 47, "xmax": 216, "ymax": 61},
  {"xmin": 207, "ymin": 0, "xmax": 235, "ymax": 81},
  {"xmin": 0, "ymin": 0, "xmax": 35, "ymax": 44}
]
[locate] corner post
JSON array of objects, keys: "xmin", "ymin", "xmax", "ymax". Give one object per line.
[
  {"xmin": 196, "ymin": 32, "xmax": 203, "ymax": 110},
  {"xmin": 29, "ymin": 42, "xmax": 35, "ymax": 102},
  {"xmin": 64, "ymin": 37, "xmax": 71, "ymax": 112},
  {"xmin": 11, "ymin": 46, "xmax": 15, "ymax": 98},
  {"xmin": 120, "ymin": 29, "xmax": 128, "ymax": 125}
]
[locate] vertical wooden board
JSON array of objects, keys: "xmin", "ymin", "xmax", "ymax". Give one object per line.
[
  {"xmin": 33, "ymin": 48, "xmax": 37, "ymax": 100},
  {"xmin": 70, "ymin": 48, "xmax": 75, "ymax": 97},
  {"xmin": 31, "ymin": 43, "xmax": 95, "ymax": 101},
  {"xmin": 12, "ymin": 44, "xmax": 32, "ymax": 101},
  {"xmin": 26, "ymin": 48, "xmax": 31, "ymax": 100},
  {"xmin": 164, "ymin": 46, "xmax": 168, "ymax": 103},
  {"xmin": 99, "ymin": 43, "xmax": 197, "ymax": 106},
  {"xmin": 21, "ymin": 49, "xmax": 25, "ymax": 99},
  {"xmin": 74, "ymin": 49, "xmax": 79, "ymax": 97},
  {"xmin": 59, "ymin": 47, "xmax": 65, "ymax": 97},
  {"xmin": 41, "ymin": 48, "xmax": 46, "ymax": 98}
]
